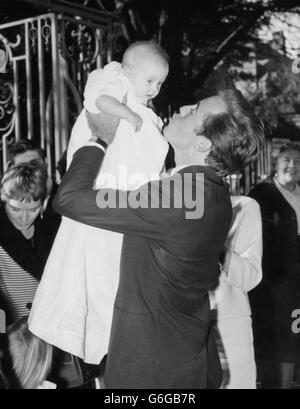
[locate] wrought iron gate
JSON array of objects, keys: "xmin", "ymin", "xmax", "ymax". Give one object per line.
[
  {"xmin": 0, "ymin": 11, "xmax": 125, "ymax": 180},
  {"xmin": 0, "ymin": 11, "xmax": 272, "ymax": 193}
]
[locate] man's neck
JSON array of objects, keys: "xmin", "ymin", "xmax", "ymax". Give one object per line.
[{"xmin": 174, "ymin": 148, "xmax": 207, "ymax": 168}]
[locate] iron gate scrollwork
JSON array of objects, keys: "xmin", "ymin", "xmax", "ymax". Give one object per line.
[{"xmin": 0, "ymin": 11, "xmax": 126, "ymax": 180}]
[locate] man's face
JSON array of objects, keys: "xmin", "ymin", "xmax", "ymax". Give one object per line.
[{"xmin": 163, "ymin": 96, "xmax": 227, "ymax": 149}]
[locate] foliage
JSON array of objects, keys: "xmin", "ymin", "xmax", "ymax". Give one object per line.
[
  {"xmin": 249, "ymin": 58, "xmax": 300, "ymax": 138},
  {"xmin": 118, "ymin": 0, "xmax": 300, "ymax": 112},
  {"xmin": 3, "ymin": 0, "xmax": 300, "ymax": 116}
]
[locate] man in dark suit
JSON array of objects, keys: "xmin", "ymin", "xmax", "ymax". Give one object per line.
[{"xmin": 54, "ymin": 87, "xmax": 263, "ymax": 389}]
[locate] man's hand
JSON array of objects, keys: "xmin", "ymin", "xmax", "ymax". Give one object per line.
[{"xmin": 86, "ymin": 111, "xmax": 120, "ymax": 145}]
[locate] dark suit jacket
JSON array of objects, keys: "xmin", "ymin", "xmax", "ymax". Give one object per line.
[{"xmin": 54, "ymin": 144, "xmax": 232, "ymax": 389}]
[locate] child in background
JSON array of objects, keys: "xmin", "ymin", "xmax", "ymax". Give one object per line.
[
  {"xmin": 29, "ymin": 41, "xmax": 170, "ymax": 365},
  {"xmin": 7, "ymin": 317, "xmax": 54, "ymax": 389},
  {"xmin": 4, "ymin": 316, "xmax": 102, "ymax": 389}
]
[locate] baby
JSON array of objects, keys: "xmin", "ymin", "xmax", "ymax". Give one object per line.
[
  {"xmin": 29, "ymin": 42, "xmax": 170, "ymax": 364},
  {"xmin": 67, "ymin": 41, "xmax": 170, "ymax": 189}
]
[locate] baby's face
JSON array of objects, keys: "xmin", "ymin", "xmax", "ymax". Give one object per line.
[{"xmin": 128, "ymin": 55, "xmax": 169, "ymax": 105}]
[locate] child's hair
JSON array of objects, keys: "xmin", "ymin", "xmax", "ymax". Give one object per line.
[
  {"xmin": 7, "ymin": 139, "xmax": 46, "ymax": 166},
  {"xmin": 1, "ymin": 161, "xmax": 48, "ymax": 204},
  {"xmin": 8, "ymin": 316, "xmax": 53, "ymax": 389},
  {"xmin": 122, "ymin": 41, "xmax": 169, "ymax": 68}
]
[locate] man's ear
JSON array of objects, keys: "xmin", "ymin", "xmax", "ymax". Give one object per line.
[{"xmin": 194, "ymin": 134, "xmax": 212, "ymax": 153}]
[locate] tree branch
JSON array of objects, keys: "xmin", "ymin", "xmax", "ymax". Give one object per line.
[{"xmin": 191, "ymin": 5, "xmax": 267, "ymax": 89}]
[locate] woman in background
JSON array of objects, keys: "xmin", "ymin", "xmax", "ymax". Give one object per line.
[{"xmin": 249, "ymin": 143, "xmax": 300, "ymax": 389}]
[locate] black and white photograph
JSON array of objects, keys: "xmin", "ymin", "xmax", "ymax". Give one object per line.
[{"xmin": 1, "ymin": 0, "xmax": 300, "ymax": 393}]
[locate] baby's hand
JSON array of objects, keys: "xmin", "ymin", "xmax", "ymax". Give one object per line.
[{"xmin": 126, "ymin": 111, "xmax": 143, "ymax": 132}]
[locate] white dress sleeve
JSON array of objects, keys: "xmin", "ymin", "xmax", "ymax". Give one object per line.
[
  {"xmin": 67, "ymin": 62, "xmax": 130, "ymax": 167},
  {"xmin": 83, "ymin": 62, "xmax": 130, "ymax": 113}
]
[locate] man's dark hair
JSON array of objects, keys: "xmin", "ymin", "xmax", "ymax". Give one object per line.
[
  {"xmin": 202, "ymin": 87, "xmax": 264, "ymax": 176},
  {"xmin": 7, "ymin": 140, "xmax": 46, "ymax": 165}
]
